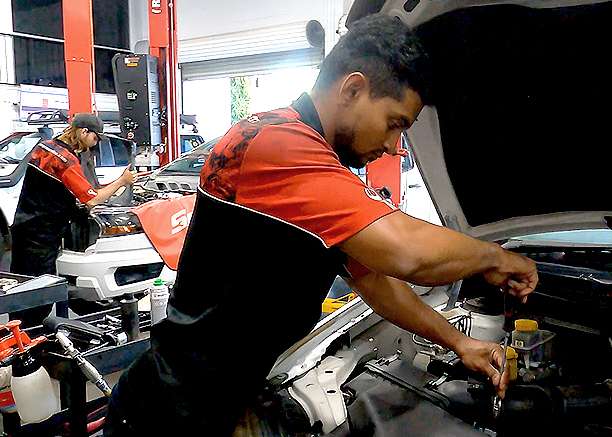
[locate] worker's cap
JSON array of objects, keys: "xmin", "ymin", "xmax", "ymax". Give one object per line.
[{"xmin": 71, "ymin": 113, "xmax": 106, "ymax": 141}]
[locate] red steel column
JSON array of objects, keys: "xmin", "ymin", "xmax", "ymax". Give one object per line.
[
  {"xmin": 62, "ymin": 0, "xmax": 96, "ymax": 116},
  {"xmin": 149, "ymin": 0, "xmax": 180, "ymax": 165}
]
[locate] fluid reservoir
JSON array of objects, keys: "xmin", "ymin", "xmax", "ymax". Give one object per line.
[{"xmin": 512, "ymin": 319, "xmax": 539, "ymax": 349}]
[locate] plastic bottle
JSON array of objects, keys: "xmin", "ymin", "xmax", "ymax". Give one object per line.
[
  {"xmin": 150, "ymin": 279, "xmax": 170, "ymax": 325},
  {"xmin": 11, "ymin": 351, "xmax": 60, "ymax": 424}
]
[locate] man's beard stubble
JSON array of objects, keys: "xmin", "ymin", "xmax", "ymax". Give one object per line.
[{"xmin": 333, "ymin": 126, "xmax": 364, "ymax": 169}]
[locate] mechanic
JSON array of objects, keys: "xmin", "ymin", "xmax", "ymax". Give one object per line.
[
  {"xmin": 105, "ymin": 15, "xmax": 538, "ymax": 436},
  {"xmin": 9, "ymin": 113, "xmax": 134, "ymax": 327}
]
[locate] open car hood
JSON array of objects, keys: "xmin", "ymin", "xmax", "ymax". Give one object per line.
[{"xmin": 349, "ymin": 0, "xmax": 612, "ymax": 241}]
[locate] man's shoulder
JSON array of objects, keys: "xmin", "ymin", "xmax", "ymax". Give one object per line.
[{"xmin": 34, "ymin": 139, "xmax": 79, "ymax": 166}]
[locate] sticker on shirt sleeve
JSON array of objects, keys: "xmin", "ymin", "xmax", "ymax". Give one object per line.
[
  {"xmin": 364, "ymin": 187, "xmax": 383, "ymax": 202},
  {"xmin": 364, "ymin": 187, "xmax": 397, "ymax": 210},
  {"xmin": 87, "ymin": 189, "xmax": 97, "ymax": 197}
]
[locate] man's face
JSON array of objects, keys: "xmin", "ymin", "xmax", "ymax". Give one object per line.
[
  {"xmin": 334, "ymin": 83, "xmax": 423, "ymax": 168},
  {"xmin": 80, "ymin": 128, "xmax": 100, "ymax": 149}
]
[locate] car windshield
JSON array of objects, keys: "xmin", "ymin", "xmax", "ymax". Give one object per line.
[
  {"xmin": 515, "ymin": 229, "xmax": 612, "ymax": 245},
  {"xmin": 160, "ymin": 138, "xmax": 217, "ymax": 174},
  {"xmin": 0, "ymin": 133, "xmax": 42, "ymax": 164}
]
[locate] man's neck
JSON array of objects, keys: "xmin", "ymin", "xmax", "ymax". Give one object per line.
[{"xmin": 310, "ymin": 90, "xmax": 336, "ymax": 147}]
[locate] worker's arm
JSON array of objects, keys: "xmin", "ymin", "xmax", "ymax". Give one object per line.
[
  {"xmin": 86, "ymin": 169, "xmax": 134, "ymax": 208},
  {"xmin": 346, "ymin": 272, "xmax": 510, "ymax": 396},
  {"xmin": 340, "ymin": 211, "xmax": 538, "ymax": 298}
]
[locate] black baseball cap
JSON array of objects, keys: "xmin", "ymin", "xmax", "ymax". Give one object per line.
[{"xmin": 71, "ymin": 113, "xmax": 106, "ymax": 140}]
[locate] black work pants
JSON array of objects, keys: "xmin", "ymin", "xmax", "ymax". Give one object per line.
[{"xmin": 8, "ymin": 224, "xmax": 58, "ymax": 327}]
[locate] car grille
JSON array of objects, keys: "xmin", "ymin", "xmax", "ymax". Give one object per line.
[
  {"xmin": 155, "ymin": 181, "xmax": 196, "ymax": 191},
  {"xmin": 114, "ymin": 262, "xmax": 165, "ymax": 286}
]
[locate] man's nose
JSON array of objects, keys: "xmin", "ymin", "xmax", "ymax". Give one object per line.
[{"xmin": 384, "ymin": 132, "xmax": 402, "ymax": 154}]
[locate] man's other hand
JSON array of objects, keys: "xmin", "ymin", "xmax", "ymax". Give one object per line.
[
  {"xmin": 456, "ymin": 336, "xmax": 510, "ymax": 398},
  {"xmin": 483, "ymin": 249, "xmax": 538, "ymax": 303}
]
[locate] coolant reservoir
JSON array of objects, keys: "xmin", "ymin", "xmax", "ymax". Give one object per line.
[{"xmin": 512, "ymin": 319, "xmax": 539, "ymax": 349}]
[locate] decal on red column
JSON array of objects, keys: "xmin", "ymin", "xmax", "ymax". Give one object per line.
[{"xmin": 151, "ymin": 0, "xmax": 162, "ymax": 14}]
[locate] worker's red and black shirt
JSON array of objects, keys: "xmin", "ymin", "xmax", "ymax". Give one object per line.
[
  {"xmin": 13, "ymin": 138, "xmax": 97, "ymax": 244},
  {"xmin": 165, "ymin": 94, "xmax": 396, "ymax": 381}
]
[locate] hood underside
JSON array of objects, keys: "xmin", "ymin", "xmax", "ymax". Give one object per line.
[{"xmin": 349, "ymin": 0, "xmax": 612, "ymax": 240}]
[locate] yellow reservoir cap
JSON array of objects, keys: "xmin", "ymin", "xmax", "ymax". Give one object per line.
[
  {"xmin": 506, "ymin": 346, "xmax": 518, "ymax": 381},
  {"xmin": 514, "ymin": 319, "xmax": 538, "ymax": 332},
  {"xmin": 505, "ymin": 346, "xmax": 518, "ymax": 359}
]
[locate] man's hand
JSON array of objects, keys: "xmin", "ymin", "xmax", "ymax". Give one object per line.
[
  {"xmin": 120, "ymin": 168, "xmax": 135, "ymax": 185},
  {"xmin": 456, "ymin": 336, "xmax": 510, "ymax": 398},
  {"xmin": 483, "ymin": 250, "xmax": 538, "ymax": 302}
]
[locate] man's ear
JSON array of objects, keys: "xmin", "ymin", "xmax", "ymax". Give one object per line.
[{"xmin": 338, "ymin": 73, "xmax": 368, "ymax": 106}]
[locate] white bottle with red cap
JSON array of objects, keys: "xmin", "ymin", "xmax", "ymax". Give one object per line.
[{"xmin": 7, "ymin": 321, "xmax": 59, "ymax": 424}]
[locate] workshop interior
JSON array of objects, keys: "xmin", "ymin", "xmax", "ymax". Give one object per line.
[{"xmin": 0, "ymin": 0, "xmax": 610, "ymax": 436}]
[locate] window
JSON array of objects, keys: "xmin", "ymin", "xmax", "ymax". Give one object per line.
[
  {"xmin": 12, "ymin": 0, "xmax": 63, "ymax": 39},
  {"xmin": 95, "ymin": 48, "xmax": 118, "ymax": 94},
  {"xmin": 93, "ymin": 0, "xmax": 129, "ymax": 49},
  {"xmin": 109, "ymin": 138, "xmax": 130, "ymax": 166},
  {"xmin": 0, "ymin": 133, "xmax": 42, "ymax": 164},
  {"xmin": 93, "ymin": 138, "xmax": 131, "ymax": 167},
  {"xmin": 11, "ymin": 0, "xmax": 130, "ymax": 93},
  {"xmin": 13, "ymin": 37, "xmax": 66, "ymax": 87}
]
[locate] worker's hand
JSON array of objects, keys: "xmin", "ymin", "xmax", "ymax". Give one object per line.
[
  {"xmin": 456, "ymin": 336, "xmax": 510, "ymax": 398},
  {"xmin": 483, "ymin": 249, "xmax": 538, "ymax": 303},
  {"xmin": 120, "ymin": 168, "xmax": 135, "ymax": 185}
]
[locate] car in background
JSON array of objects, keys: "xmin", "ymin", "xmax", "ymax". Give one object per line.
[{"xmin": 140, "ymin": 137, "xmax": 218, "ymax": 192}]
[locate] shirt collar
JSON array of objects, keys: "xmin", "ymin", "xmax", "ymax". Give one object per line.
[{"xmin": 291, "ymin": 93, "xmax": 325, "ymax": 139}]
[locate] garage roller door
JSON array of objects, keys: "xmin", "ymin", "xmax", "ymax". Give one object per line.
[
  {"xmin": 179, "ymin": 21, "xmax": 323, "ymax": 80},
  {"xmin": 181, "ymin": 47, "xmax": 323, "ymax": 80}
]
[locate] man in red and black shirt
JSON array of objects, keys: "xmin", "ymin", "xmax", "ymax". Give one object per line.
[
  {"xmin": 106, "ymin": 15, "xmax": 538, "ymax": 436},
  {"xmin": 10, "ymin": 114, "xmax": 134, "ymax": 326}
]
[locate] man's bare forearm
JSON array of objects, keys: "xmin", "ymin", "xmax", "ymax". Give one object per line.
[
  {"xmin": 341, "ymin": 212, "xmax": 505, "ymax": 286},
  {"xmin": 87, "ymin": 178, "xmax": 127, "ymax": 207},
  {"xmin": 346, "ymin": 272, "xmax": 469, "ymax": 354}
]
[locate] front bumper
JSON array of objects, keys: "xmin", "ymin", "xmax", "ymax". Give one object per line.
[{"xmin": 56, "ymin": 233, "xmax": 177, "ymax": 300}]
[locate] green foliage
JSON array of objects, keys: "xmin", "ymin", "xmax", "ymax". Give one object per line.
[{"xmin": 230, "ymin": 76, "xmax": 251, "ymax": 124}]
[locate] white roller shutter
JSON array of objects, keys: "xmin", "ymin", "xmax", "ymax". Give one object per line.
[
  {"xmin": 179, "ymin": 21, "xmax": 323, "ymax": 80},
  {"xmin": 181, "ymin": 47, "xmax": 322, "ymax": 80}
]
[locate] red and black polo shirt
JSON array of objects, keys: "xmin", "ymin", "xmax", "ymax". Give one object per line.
[
  {"xmin": 117, "ymin": 94, "xmax": 400, "ymax": 434},
  {"xmin": 13, "ymin": 138, "xmax": 97, "ymax": 243},
  {"xmin": 164, "ymin": 93, "xmax": 396, "ymax": 372}
]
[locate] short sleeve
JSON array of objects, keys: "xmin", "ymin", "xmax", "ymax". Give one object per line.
[
  {"xmin": 61, "ymin": 165, "xmax": 97, "ymax": 203},
  {"xmin": 235, "ymin": 124, "xmax": 398, "ymax": 248}
]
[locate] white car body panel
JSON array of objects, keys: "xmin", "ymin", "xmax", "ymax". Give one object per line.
[{"xmin": 56, "ymin": 233, "xmax": 177, "ymax": 300}]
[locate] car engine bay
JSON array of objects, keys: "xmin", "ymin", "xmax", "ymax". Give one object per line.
[{"xmin": 263, "ymin": 244, "xmax": 611, "ymax": 436}]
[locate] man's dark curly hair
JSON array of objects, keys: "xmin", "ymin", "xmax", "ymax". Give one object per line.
[{"xmin": 314, "ymin": 14, "xmax": 434, "ymax": 105}]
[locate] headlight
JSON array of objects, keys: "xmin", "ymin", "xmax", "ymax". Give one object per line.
[{"xmin": 93, "ymin": 211, "xmax": 143, "ymax": 237}]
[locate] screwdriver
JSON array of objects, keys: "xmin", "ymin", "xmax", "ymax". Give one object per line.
[{"xmin": 493, "ymin": 288, "xmax": 521, "ymax": 418}]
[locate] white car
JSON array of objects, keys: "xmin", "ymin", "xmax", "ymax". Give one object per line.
[{"xmin": 56, "ymin": 203, "xmax": 178, "ymax": 303}]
